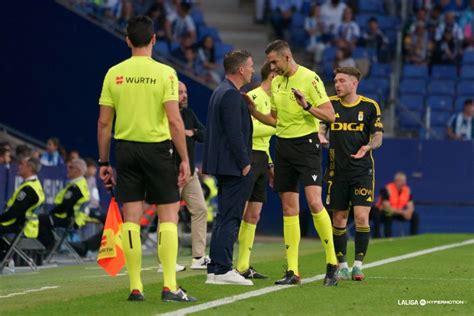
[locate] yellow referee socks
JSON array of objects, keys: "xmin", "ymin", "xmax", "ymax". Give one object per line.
[
  {"xmin": 122, "ymin": 222, "xmax": 143, "ymax": 292},
  {"xmin": 312, "ymin": 208, "xmax": 338, "ymax": 265},
  {"xmin": 237, "ymin": 220, "xmax": 257, "ymax": 272},
  {"xmin": 284, "ymin": 215, "xmax": 300, "ymax": 275},
  {"xmin": 158, "ymin": 222, "xmax": 178, "ymax": 292}
]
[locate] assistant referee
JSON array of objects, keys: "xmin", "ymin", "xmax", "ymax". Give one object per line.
[{"xmin": 97, "ymin": 16, "xmax": 195, "ymax": 302}]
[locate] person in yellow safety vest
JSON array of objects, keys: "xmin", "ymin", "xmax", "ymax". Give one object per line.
[
  {"xmin": 200, "ymin": 173, "xmax": 217, "ymax": 224},
  {"xmin": 0, "ymin": 156, "xmax": 45, "ymax": 261},
  {"xmin": 37, "ymin": 158, "xmax": 90, "ymax": 253}
]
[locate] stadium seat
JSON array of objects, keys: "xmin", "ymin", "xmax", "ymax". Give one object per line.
[
  {"xmin": 153, "ymin": 41, "xmax": 169, "ymax": 57},
  {"xmin": 454, "ymin": 95, "xmax": 474, "ymax": 111},
  {"xmin": 403, "ymin": 65, "xmax": 428, "ymax": 78},
  {"xmin": 398, "ymin": 111, "xmax": 423, "ymax": 129},
  {"xmin": 359, "ymin": 78, "xmax": 389, "ymax": 96},
  {"xmin": 322, "ymin": 46, "xmax": 337, "ymax": 62},
  {"xmin": 355, "ymin": 14, "xmax": 372, "ymax": 31},
  {"xmin": 456, "ymin": 80, "xmax": 474, "ymax": 95},
  {"xmin": 462, "ymin": 51, "xmax": 474, "ymax": 64},
  {"xmin": 428, "ymin": 79, "xmax": 455, "ymax": 95},
  {"xmin": 214, "ymin": 42, "xmax": 233, "ymax": 60},
  {"xmin": 289, "ymin": 13, "xmax": 308, "ymax": 48},
  {"xmin": 361, "ymin": 92, "xmax": 382, "ymax": 104},
  {"xmin": 359, "ymin": 0, "xmax": 385, "ymax": 14},
  {"xmin": 427, "ymin": 126, "xmax": 447, "ymax": 139},
  {"xmin": 399, "ymin": 94, "xmax": 424, "ymax": 111},
  {"xmin": 460, "ymin": 65, "xmax": 474, "ymax": 79},
  {"xmin": 377, "ymin": 16, "xmax": 400, "ymax": 31},
  {"xmin": 191, "ymin": 8, "xmax": 206, "ymax": 27},
  {"xmin": 197, "ymin": 26, "xmax": 221, "ymax": 43},
  {"xmin": 370, "ymin": 63, "xmax": 392, "ymax": 78},
  {"xmin": 399, "ymin": 79, "xmax": 426, "ymax": 94},
  {"xmin": 431, "ymin": 65, "xmax": 457, "ymax": 79},
  {"xmin": 425, "ymin": 95, "xmax": 454, "ymax": 112},
  {"xmin": 430, "ymin": 111, "xmax": 452, "ymax": 127}
]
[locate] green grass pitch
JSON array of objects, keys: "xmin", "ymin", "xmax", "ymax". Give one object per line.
[{"xmin": 1, "ymin": 234, "xmax": 473, "ymax": 315}]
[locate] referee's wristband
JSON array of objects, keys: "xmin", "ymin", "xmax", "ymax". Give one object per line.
[
  {"xmin": 303, "ymin": 102, "xmax": 312, "ymax": 111},
  {"xmin": 98, "ymin": 160, "xmax": 110, "ymax": 167}
]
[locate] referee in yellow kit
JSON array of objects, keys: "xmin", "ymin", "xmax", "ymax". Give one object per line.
[
  {"xmin": 244, "ymin": 40, "xmax": 338, "ymax": 286},
  {"xmin": 97, "ymin": 16, "xmax": 196, "ymax": 302}
]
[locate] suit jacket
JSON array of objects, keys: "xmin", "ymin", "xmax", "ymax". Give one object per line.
[{"xmin": 203, "ymin": 79, "xmax": 253, "ymax": 176}]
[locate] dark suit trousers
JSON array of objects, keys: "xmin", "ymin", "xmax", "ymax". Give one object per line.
[{"xmin": 208, "ymin": 173, "xmax": 253, "ymax": 275}]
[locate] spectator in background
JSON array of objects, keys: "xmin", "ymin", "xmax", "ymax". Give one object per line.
[
  {"xmin": 373, "ymin": 172, "xmax": 419, "ymax": 238},
  {"xmin": 0, "ymin": 147, "xmax": 11, "ymax": 166},
  {"xmin": 426, "ymin": 5, "xmax": 443, "ymax": 39},
  {"xmin": 269, "ymin": 0, "xmax": 302, "ymax": 39},
  {"xmin": 438, "ymin": 0, "xmax": 467, "ymax": 13},
  {"xmin": 85, "ymin": 158, "xmax": 102, "ymax": 216},
  {"xmin": 170, "ymin": 1, "xmax": 196, "ymax": 44},
  {"xmin": 40, "ymin": 137, "xmax": 64, "ymax": 166},
  {"xmin": 197, "ymin": 35, "xmax": 224, "ymax": 82},
  {"xmin": 305, "ymin": 4, "xmax": 326, "ymax": 63},
  {"xmin": 133, "ymin": 0, "xmax": 154, "ymax": 16},
  {"xmin": 118, "ymin": 0, "xmax": 136, "ymax": 29},
  {"xmin": 333, "ymin": 43, "xmax": 356, "ymax": 68},
  {"xmin": 404, "ymin": 21, "xmax": 433, "ymax": 64},
  {"xmin": 147, "ymin": 2, "xmax": 172, "ymax": 42},
  {"xmin": 435, "ymin": 11, "xmax": 464, "ymax": 42},
  {"xmin": 433, "ymin": 29, "xmax": 463, "ymax": 64},
  {"xmin": 360, "ymin": 17, "xmax": 389, "ymax": 61},
  {"xmin": 407, "ymin": 8, "xmax": 427, "ymax": 34},
  {"xmin": 336, "ymin": 7, "xmax": 360, "ymax": 49},
  {"xmin": 447, "ymin": 99, "xmax": 474, "ymax": 140},
  {"xmin": 460, "ymin": 0, "xmax": 474, "ymax": 48},
  {"xmin": 304, "ymin": 5, "xmax": 326, "ymax": 64},
  {"xmin": 254, "ymin": 0, "xmax": 266, "ymax": 24},
  {"xmin": 320, "ymin": 0, "xmax": 347, "ymax": 40},
  {"xmin": 67, "ymin": 150, "xmax": 81, "ymax": 163},
  {"xmin": 171, "ymin": 33, "xmax": 194, "ymax": 63}
]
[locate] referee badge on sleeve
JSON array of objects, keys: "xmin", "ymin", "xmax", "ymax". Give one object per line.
[{"xmin": 358, "ymin": 111, "xmax": 364, "ymax": 121}]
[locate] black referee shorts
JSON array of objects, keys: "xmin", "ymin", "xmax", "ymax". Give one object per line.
[
  {"xmin": 274, "ymin": 133, "xmax": 322, "ymax": 193},
  {"xmin": 248, "ymin": 150, "xmax": 269, "ymax": 203},
  {"xmin": 115, "ymin": 140, "xmax": 179, "ymax": 205},
  {"xmin": 326, "ymin": 174, "xmax": 374, "ymax": 210}
]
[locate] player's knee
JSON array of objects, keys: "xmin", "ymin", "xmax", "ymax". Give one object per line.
[
  {"xmin": 332, "ymin": 213, "xmax": 348, "ymax": 227},
  {"xmin": 282, "ymin": 206, "xmax": 298, "ymax": 216},
  {"xmin": 308, "ymin": 199, "xmax": 324, "ymax": 214},
  {"xmin": 354, "ymin": 213, "xmax": 369, "ymax": 227}
]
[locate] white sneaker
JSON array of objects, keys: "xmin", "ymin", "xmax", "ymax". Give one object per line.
[
  {"xmin": 157, "ymin": 263, "xmax": 186, "ymax": 273},
  {"xmin": 205, "ymin": 273, "xmax": 216, "ymax": 284},
  {"xmin": 213, "ymin": 269, "xmax": 254, "ymax": 286},
  {"xmin": 191, "ymin": 256, "xmax": 210, "ymax": 270}
]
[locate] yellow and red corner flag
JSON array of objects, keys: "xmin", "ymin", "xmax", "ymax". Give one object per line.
[{"xmin": 97, "ymin": 197, "xmax": 125, "ymax": 276}]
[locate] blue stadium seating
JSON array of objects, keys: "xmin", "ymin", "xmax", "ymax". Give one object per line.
[
  {"xmin": 191, "ymin": 8, "xmax": 206, "ymax": 27},
  {"xmin": 361, "ymin": 92, "xmax": 382, "ymax": 104},
  {"xmin": 431, "ymin": 65, "xmax": 457, "ymax": 79},
  {"xmin": 454, "ymin": 95, "xmax": 474, "ymax": 111},
  {"xmin": 359, "ymin": 0, "xmax": 385, "ymax": 14},
  {"xmin": 398, "ymin": 111, "xmax": 423, "ymax": 129},
  {"xmin": 399, "ymin": 94, "xmax": 424, "ymax": 111},
  {"xmin": 399, "ymin": 79, "xmax": 426, "ymax": 94},
  {"xmin": 403, "ymin": 65, "xmax": 428, "ymax": 78},
  {"xmin": 460, "ymin": 65, "xmax": 474, "ymax": 79},
  {"xmin": 359, "ymin": 78, "xmax": 389, "ymax": 96},
  {"xmin": 322, "ymin": 46, "xmax": 337, "ymax": 62},
  {"xmin": 154, "ymin": 41, "xmax": 169, "ymax": 57},
  {"xmin": 370, "ymin": 63, "xmax": 391, "ymax": 77},
  {"xmin": 289, "ymin": 12, "xmax": 307, "ymax": 47},
  {"xmin": 428, "ymin": 79, "xmax": 455, "ymax": 95},
  {"xmin": 430, "ymin": 111, "xmax": 452, "ymax": 127},
  {"xmin": 425, "ymin": 95, "xmax": 453, "ymax": 112},
  {"xmin": 462, "ymin": 51, "xmax": 474, "ymax": 64},
  {"xmin": 197, "ymin": 26, "xmax": 221, "ymax": 43},
  {"xmin": 214, "ymin": 42, "xmax": 233, "ymax": 60},
  {"xmin": 456, "ymin": 80, "xmax": 474, "ymax": 95}
]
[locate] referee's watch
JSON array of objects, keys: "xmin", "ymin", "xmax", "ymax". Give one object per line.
[{"xmin": 303, "ymin": 102, "xmax": 312, "ymax": 111}]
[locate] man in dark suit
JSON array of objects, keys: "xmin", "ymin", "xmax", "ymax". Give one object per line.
[{"xmin": 203, "ymin": 50, "xmax": 255, "ymax": 286}]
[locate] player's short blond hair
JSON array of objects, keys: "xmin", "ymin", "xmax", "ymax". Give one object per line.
[{"xmin": 334, "ymin": 67, "xmax": 361, "ymax": 81}]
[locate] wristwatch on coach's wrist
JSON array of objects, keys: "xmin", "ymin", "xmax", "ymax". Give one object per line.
[{"xmin": 98, "ymin": 160, "xmax": 110, "ymax": 167}]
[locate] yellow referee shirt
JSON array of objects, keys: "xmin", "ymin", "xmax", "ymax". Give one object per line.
[
  {"xmin": 270, "ymin": 65, "xmax": 329, "ymax": 138},
  {"xmin": 99, "ymin": 56, "xmax": 179, "ymax": 143},
  {"xmin": 247, "ymin": 86, "xmax": 276, "ymax": 162}
]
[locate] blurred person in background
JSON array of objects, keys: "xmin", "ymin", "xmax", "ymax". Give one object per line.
[
  {"xmin": 447, "ymin": 99, "xmax": 474, "ymax": 140},
  {"xmin": 40, "ymin": 137, "xmax": 64, "ymax": 166}
]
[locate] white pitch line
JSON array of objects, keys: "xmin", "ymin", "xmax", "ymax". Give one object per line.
[
  {"xmin": 159, "ymin": 238, "xmax": 474, "ymax": 316},
  {"xmin": 0, "ymin": 286, "xmax": 59, "ymax": 299},
  {"xmin": 369, "ymin": 276, "xmax": 474, "ymax": 281},
  {"xmin": 80, "ymin": 266, "xmax": 160, "ymax": 278}
]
